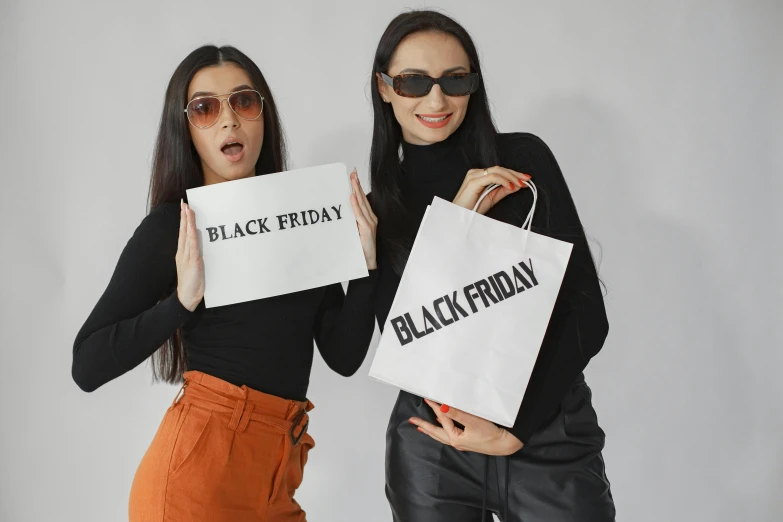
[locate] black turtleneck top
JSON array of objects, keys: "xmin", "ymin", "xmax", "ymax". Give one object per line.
[
  {"xmin": 372, "ymin": 131, "xmax": 608, "ymax": 445},
  {"xmin": 72, "ymin": 201, "xmax": 378, "ymax": 400}
]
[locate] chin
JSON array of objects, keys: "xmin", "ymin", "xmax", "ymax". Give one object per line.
[
  {"xmin": 414, "ymin": 127, "xmax": 456, "ymax": 145},
  {"xmin": 208, "ymin": 165, "xmax": 255, "ymax": 183},
  {"xmin": 225, "ymin": 168, "xmax": 255, "ymax": 181}
]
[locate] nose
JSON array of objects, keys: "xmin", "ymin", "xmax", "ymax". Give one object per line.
[
  {"xmin": 424, "ymin": 84, "xmax": 448, "ymax": 111},
  {"xmin": 217, "ymin": 97, "xmax": 239, "ymax": 129}
]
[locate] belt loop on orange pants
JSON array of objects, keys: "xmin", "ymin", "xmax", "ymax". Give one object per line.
[
  {"xmin": 289, "ymin": 408, "xmax": 309, "ymax": 446},
  {"xmin": 227, "ymin": 399, "xmax": 255, "ymax": 433}
]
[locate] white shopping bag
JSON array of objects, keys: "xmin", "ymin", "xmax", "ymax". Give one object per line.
[
  {"xmin": 185, "ymin": 163, "xmax": 368, "ymax": 308},
  {"xmin": 368, "ymin": 182, "xmax": 572, "ymax": 426}
]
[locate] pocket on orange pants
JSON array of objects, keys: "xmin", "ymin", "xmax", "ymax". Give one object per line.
[
  {"xmin": 167, "ymin": 404, "xmax": 213, "ymax": 477},
  {"xmin": 284, "ymin": 433, "xmax": 315, "ymax": 496}
]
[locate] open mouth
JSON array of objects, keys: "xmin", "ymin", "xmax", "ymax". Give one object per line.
[
  {"xmin": 221, "ymin": 142, "xmax": 244, "ymax": 155},
  {"xmin": 220, "ymin": 139, "xmax": 245, "ymax": 162},
  {"xmin": 416, "ymin": 113, "xmax": 453, "ymax": 128}
]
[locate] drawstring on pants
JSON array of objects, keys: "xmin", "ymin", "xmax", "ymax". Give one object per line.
[
  {"xmin": 481, "ymin": 454, "xmax": 489, "ymax": 522},
  {"xmin": 480, "ymin": 455, "xmax": 511, "ymax": 521},
  {"xmin": 504, "ymin": 455, "xmax": 510, "ymax": 521}
]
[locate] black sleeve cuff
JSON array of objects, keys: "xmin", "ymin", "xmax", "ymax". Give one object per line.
[
  {"xmin": 357, "ymin": 268, "xmax": 379, "ymax": 282},
  {"xmin": 506, "ymin": 421, "xmax": 535, "ymax": 447},
  {"xmin": 158, "ymin": 291, "xmax": 196, "ymax": 324}
]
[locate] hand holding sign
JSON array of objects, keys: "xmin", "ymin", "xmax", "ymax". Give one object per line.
[
  {"xmin": 176, "ymin": 200, "xmax": 205, "ymax": 312},
  {"xmin": 186, "ymin": 163, "xmax": 370, "ymax": 308},
  {"xmin": 349, "ymin": 169, "xmax": 378, "ymax": 270}
]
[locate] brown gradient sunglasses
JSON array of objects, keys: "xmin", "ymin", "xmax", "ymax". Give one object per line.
[{"xmin": 184, "ymin": 89, "xmax": 264, "ymax": 129}]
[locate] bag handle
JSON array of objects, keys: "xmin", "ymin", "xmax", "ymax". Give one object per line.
[{"xmin": 472, "ymin": 180, "xmax": 538, "ymax": 232}]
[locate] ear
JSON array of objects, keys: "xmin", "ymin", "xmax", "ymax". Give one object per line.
[{"xmin": 375, "ymin": 72, "xmax": 390, "ymax": 103}]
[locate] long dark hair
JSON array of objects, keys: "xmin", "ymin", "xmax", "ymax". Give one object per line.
[
  {"xmin": 148, "ymin": 45, "xmax": 287, "ymax": 384},
  {"xmin": 370, "ymin": 10, "xmax": 499, "ymax": 275},
  {"xmin": 371, "ymin": 11, "xmax": 606, "ymax": 294}
]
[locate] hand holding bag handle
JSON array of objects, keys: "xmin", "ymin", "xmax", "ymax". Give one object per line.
[{"xmin": 471, "ymin": 180, "xmax": 539, "ymax": 252}]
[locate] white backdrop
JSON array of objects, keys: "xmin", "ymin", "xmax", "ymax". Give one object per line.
[{"xmin": 0, "ymin": 1, "xmax": 780, "ymax": 521}]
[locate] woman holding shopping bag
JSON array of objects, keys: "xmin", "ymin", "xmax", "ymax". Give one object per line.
[
  {"xmin": 368, "ymin": 10, "xmax": 615, "ymax": 522},
  {"xmin": 71, "ymin": 44, "xmax": 378, "ymax": 521}
]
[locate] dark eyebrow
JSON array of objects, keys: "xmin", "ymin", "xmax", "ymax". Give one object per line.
[
  {"xmin": 397, "ymin": 66, "xmax": 469, "ymax": 75},
  {"xmin": 189, "ymin": 85, "xmax": 254, "ymax": 101}
]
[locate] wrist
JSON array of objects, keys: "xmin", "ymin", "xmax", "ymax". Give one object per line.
[
  {"xmin": 177, "ymin": 289, "xmax": 199, "ymax": 312},
  {"xmin": 498, "ymin": 428, "xmax": 524, "ymax": 456}
]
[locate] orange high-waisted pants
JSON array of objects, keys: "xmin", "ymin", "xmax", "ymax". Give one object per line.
[{"xmin": 129, "ymin": 370, "xmax": 315, "ymax": 521}]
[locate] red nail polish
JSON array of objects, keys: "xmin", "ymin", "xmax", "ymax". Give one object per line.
[
  {"xmin": 408, "ymin": 419, "xmax": 416, "ymax": 425},
  {"xmin": 440, "ymin": 404, "xmax": 450, "ymax": 413},
  {"xmin": 416, "ymin": 427, "xmax": 424, "ymax": 433}
]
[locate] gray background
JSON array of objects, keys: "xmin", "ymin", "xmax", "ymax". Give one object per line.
[{"xmin": 1, "ymin": 0, "xmax": 781, "ymax": 521}]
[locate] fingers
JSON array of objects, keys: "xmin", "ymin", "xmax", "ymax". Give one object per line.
[
  {"xmin": 460, "ymin": 173, "xmax": 514, "ymax": 197},
  {"xmin": 351, "ymin": 170, "xmax": 377, "ymax": 228},
  {"xmin": 359, "ymin": 189, "xmax": 378, "ymax": 226},
  {"xmin": 467, "ymin": 167, "xmax": 531, "ymax": 190},
  {"xmin": 490, "ymin": 166, "xmax": 531, "ymax": 187},
  {"xmin": 350, "ymin": 192, "xmax": 371, "ymax": 234},
  {"xmin": 469, "ymin": 173, "xmax": 521, "ymax": 194},
  {"xmin": 349, "ymin": 171, "xmax": 370, "ymax": 233},
  {"xmin": 187, "ymin": 206, "xmax": 199, "ymax": 260},
  {"xmin": 363, "ymin": 191, "xmax": 378, "ymax": 224},
  {"xmin": 350, "ymin": 172, "xmax": 371, "ymax": 224},
  {"xmin": 460, "ymin": 166, "xmax": 532, "ymax": 215},
  {"xmin": 183, "ymin": 205, "xmax": 192, "ymax": 260},
  {"xmin": 424, "ymin": 399, "xmax": 462, "ymax": 440},
  {"xmin": 410, "ymin": 418, "xmax": 451, "ymax": 446},
  {"xmin": 354, "ymin": 171, "xmax": 378, "ymax": 225},
  {"xmin": 478, "ymin": 184, "xmax": 516, "ymax": 213},
  {"xmin": 435, "ymin": 402, "xmax": 472, "ymax": 428},
  {"xmin": 181, "ymin": 204, "xmax": 198, "ymax": 261},
  {"xmin": 177, "ymin": 200, "xmax": 186, "ymax": 256}
]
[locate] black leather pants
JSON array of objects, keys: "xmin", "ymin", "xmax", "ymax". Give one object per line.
[{"xmin": 385, "ymin": 376, "xmax": 615, "ymax": 521}]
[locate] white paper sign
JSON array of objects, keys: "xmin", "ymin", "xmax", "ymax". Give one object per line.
[{"xmin": 185, "ymin": 163, "xmax": 368, "ymax": 308}]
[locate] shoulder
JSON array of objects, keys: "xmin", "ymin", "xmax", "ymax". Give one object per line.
[
  {"xmin": 495, "ymin": 132, "xmax": 560, "ymax": 172},
  {"xmin": 487, "ymin": 132, "xmax": 577, "ymax": 225},
  {"xmin": 496, "ymin": 131, "xmax": 548, "ymax": 151},
  {"xmin": 144, "ymin": 201, "xmax": 180, "ymax": 227},
  {"xmin": 131, "ymin": 201, "xmax": 180, "ymax": 246}
]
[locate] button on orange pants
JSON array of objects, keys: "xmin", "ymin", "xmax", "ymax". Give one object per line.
[{"xmin": 129, "ymin": 371, "xmax": 315, "ymax": 521}]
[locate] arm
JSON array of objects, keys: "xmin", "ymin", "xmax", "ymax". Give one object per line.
[
  {"xmin": 313, "ymin": 271, "xmax": 379, "ymax": 376},
  {"xmin": 313, "ymin": 170, "xmax": 380, "ymax": 376},
  {"xmin": 411, "ymin": 134, "xmax": 608, "ymax": 454},
  {"xmin": 71, "ymin": 203, "xmax": 194, "ymax": 392},
  {"xmin": 492, "ymin": 133, "xmax": 609, "ymax": 445}
]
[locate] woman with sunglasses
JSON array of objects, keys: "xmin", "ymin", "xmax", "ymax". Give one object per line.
[
  {"xmin": 72, "ymin": 45, "xmax": 378, "ymax": 521},
  {"xmin": 369, "ymin": 11, "xmax": 615, "ymax": 522}
]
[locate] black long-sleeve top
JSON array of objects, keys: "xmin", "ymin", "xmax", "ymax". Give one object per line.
[
  {"xmin": 373, "ymin": 131, "xmax": 609, "ymax": 445},
  {"xmin": 72, "ymin": 201, "xmax": 378, "ymax": 400}
]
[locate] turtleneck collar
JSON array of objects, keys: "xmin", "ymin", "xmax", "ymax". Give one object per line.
[
  {"xmin": 398, "ymin": 127, "xmax": 474, "ymax": 219},
  {"xmin": 400, "ymin": 127, "xmax": 471, "ymax": 185}
]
